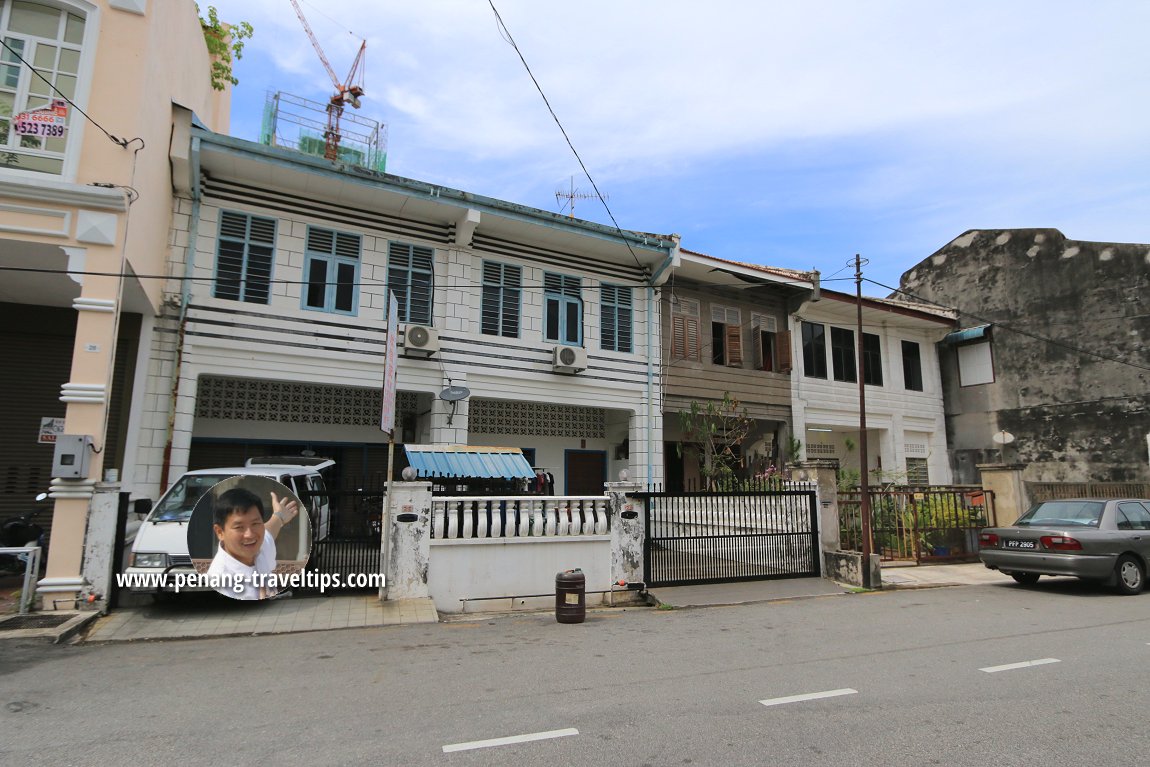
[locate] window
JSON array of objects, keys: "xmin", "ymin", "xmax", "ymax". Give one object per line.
[
  {"xmin": 862, "ymin": 332, "xmax": 882, "ymax": 386},
  {"xmin": 0, "ymin": 1, "xmax": 85, "ymax": 175},
  {"xmin": 214, "ymin": 211, "xmax": 276, "ymax": 304},
  {"xmin": 600, "ymin": 284, "xmax": 632, "ymax": 352},
  {"xmin": 905, "ymin": 457, "xmax": 929, "ymax": 485},
  {"xmin": 801, "ymin": 321, "xmax": 827, "ymax": 378},
  {"xmin": 480, "ymin": 261, "xmax": 521, "ymax": 338},
  {"xmin": 751, "ymin": 314, "xmax": 777, "ymax": 371},
  {"xmin": 901, "ymin": 340, "xmax": 924, "ymax": 391},
  {"xmin": 302, "ymin": 227, "xmax": 360, "ymax": 314},
  {"xmin": 711, "ymin": 304, "xmax": 742, "ymax": 366},
  {"xmin": 544, "ymin": 272, "xmax": 582, "ymax": 345},
  {"xmin": 1117, "ymin": 502, "xmax": 1150, "ymax": 531},
  {"xmin": 830, "ymin": 327, "xmax": 856, "ymax": 383},
  {"xmin": 387, "ymin": 242, "xmax": 434, "ymax": 325},
  {"xmin": 957, "ymin": 341, "xmax": 994, "ymax": 386},
  {"xmin": 670, "ymin": 296, "xmax": 700, "ymax": 361}
]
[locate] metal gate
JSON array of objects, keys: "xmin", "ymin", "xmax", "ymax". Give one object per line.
[
  {"xmin": 838, "ymin": 486, "xmax": 993, "ymax": 564},
  {"xmin": 635, "ymin": 490, "xmax": 820, "ymax": 587},
  {"xmin": 304, "ymin": 487, "xmax": 385, "ymax": 592}
]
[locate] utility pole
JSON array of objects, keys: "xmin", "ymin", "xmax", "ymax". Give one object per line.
[{"xmin": 854, "ymin": 254, "xmax": 873, "ymax": 586}]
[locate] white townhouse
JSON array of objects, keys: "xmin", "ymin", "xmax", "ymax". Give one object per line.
[
  {"xmin": 789, "ymin": 289, "xmax": 956, "ymax": 484},
  {"xmin": 127, "ymin": 122, "xmax": 679, "ymax": 500}
]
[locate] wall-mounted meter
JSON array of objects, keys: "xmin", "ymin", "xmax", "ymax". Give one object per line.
[{"xmin": 53, "ymin": 434, "xmax": 92, "ymax": 479}]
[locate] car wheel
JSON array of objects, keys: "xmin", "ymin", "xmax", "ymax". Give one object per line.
[
  {"xmin": 1114, "ymin": 555, "xmax": 1145, "ymax": 595},
  {"xmin": 1010, "ymin": 572, "xmax": 1040, "ymax": 586}
]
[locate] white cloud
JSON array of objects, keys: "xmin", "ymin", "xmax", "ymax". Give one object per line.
[{"xmin": 201, "ymin": 0, "xmax": 1150, "ymax": 284}]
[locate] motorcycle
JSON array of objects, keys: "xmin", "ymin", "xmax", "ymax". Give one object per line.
[{"xmin": 0, "ymin": 492, "xmax": 49, "ymax": 576}]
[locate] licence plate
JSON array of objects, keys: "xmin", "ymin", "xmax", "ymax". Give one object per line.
[{"xmin": 1005, "ymin": 539, "xmax": 1037, "ymax": 550}]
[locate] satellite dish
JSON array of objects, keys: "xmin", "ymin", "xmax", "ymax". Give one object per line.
[
  {"xmin": 992, "ymin": 431, "xmax": 1016, "ymax": 445},
  {"xmin": 439, "ymin": 386, "xmax": 470, "ymax": 402}
]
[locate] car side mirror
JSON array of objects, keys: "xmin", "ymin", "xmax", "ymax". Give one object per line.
[{"xmin": 134, "ymin": 498, "xmax": 153, "ymax": 517}]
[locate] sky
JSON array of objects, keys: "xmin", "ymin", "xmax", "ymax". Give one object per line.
[{"xmin": 201, "ymin": 0, "xmax": 1150, "ymax": 294}]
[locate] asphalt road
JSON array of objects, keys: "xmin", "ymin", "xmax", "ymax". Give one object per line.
[{"xmin": 4, "ymin": 578, "xmax": 1150, "ymax": 766}]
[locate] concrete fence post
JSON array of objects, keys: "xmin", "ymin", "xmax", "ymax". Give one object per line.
[
  {"xmin": 385, "ymin": 480, "xmax": 433, "ymax": 601},
  {"xmin": 80, "ymin": 481, "xmax": 121, "ymax": 612},
  {"xmin": 606, "ymin": 481, "xmax": 643, "ymax": 586},
  {"xmin": 792, "ymin": 460, "xmax": 840, "ymax": 554}
]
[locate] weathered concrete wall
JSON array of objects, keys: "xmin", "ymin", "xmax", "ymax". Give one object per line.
[
  {"xmin": 900, "ymin": 229, "xmax": 1150, "ymax": 483},
  {"xmin": 823, "ymin": 551, "xmax": 882, "ymax": 589}
]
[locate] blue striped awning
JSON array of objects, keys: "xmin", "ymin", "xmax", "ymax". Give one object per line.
[
  {"xmin": 403, "ymin": 445, "xmax": 535, "ymax": 480},
  {"xmin": 942, "ymin": 324, "xmax": 991, "ymax": 345}
]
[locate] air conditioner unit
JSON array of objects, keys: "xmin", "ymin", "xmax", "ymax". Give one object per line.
[
  {"xmin": 404, "ymin": 324, "xmax": 439, "ymax": 355},
  {"xmin": 552, "ymin": 344, "xmax": 587, "ymax": 373}
]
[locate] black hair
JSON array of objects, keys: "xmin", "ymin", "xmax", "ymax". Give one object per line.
[{"xmin": 213, "ymin": 487, "xmax": 265, "ymax": 528}]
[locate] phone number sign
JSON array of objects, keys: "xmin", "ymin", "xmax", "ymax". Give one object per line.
[{"xmin": 14, "ymin": 99, "xmax": 67, "ymax": 138}]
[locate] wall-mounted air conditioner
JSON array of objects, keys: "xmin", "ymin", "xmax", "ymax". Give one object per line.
[
  {"xmin": 552, "ymin": 344, "xmax": 587, "ymax": 373},
  {"xmin": 404, "ymin": 325, "xmax": 439, "ymax": 356}
]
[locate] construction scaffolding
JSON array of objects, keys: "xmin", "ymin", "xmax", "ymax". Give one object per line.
[{"xmin": 260, "ymin": 91, "xmax": 387, "ymax": 173}]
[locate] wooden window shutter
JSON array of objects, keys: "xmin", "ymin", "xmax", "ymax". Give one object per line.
[
  {"xmin": 686, "ymin": 317, "xmax": 699, "ymax": 360},
  {"xmin": 725, "ymin": 323, "xmax": 743, "ymax": 366},
  {"xmin": 672, "ymin": 315, "xmax": 686, "ymax": 358},
  {"xmin": 777, "ymin": 330, "xmax": 793, "ymax": 373},
  {"xmin": 752, "ymin": 328, "xmax": 764, "ymax": 369}
]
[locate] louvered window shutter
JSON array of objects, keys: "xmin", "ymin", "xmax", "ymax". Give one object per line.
[
  {"xmin": 672, "ymin": 315, "xmax": 686, "ymax": 358},
  {"xmin": 777, "ymin": 330, "xmax": 793, "ymax": 373},
  {"xmin": 725, "ymin": 324, "xmax": 742, "ymax": 366}
]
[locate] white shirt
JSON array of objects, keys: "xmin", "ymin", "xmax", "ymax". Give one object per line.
[{"xmin": 206, "ymin": 530, "xmax": 278, "ymax": 600}]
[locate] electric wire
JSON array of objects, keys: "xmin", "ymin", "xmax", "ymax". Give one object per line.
[
  {"xmin": 485, "ymin": 0, "xmax": 648, "ymax": 274},
  {"xmin": 866, "ymin": 278, "xmax": 1150, "ymax": 373},
  {"xmin": 0, "ymin": 37, "xmax": 141, "ymax": 149}
]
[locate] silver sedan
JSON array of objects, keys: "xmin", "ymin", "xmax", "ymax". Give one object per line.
[{"xmin": 979, "ymin": 498, "xmax": 1150, "ymax": 595}]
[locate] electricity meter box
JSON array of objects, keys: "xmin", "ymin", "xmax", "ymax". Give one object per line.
[{"xmin": 53, "ymin": 434, "xmax": 92, "ymax": 478}]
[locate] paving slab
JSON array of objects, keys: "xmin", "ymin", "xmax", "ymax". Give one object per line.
[{"xmin": 79, "ymin": 593, "xmax": 438, "ymax": 643}]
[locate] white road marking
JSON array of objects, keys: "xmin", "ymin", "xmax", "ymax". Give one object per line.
[
  {"xmin": 759, "ymin": 688, "xmax": 858, "ymax": 707},
  {"xmin": 979, "ymin": 658, "xmax": 1061, "ymax": 673},
  {"xmin": 442, "ymin": 728, "xmax": 578, "ymax": 753}
]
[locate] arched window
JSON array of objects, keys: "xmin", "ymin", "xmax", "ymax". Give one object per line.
[{"xmin": 0, "ymin": 1, "xmax": 86, "ymax": 175}]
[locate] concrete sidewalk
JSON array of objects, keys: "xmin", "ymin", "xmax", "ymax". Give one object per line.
[
  {"xmin": 647, "ymin": 562, "xmax": 1010, "ymax": 608},
  {"xmin": 81, "ymin": 593, "xmax": 438, "ymax": 643}
]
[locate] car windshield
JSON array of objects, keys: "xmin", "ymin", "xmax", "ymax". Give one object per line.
[
  {"xmin": 1015, "ymin": 500, "xmax": 1104, "ymax": 527},
  {"xmin": 148, "ymin": 474, "xmax": 231, "ymax": 522}
]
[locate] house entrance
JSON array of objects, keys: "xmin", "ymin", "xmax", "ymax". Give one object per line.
[{"xmin": 565, "ymin": 450, "xmax": 607, "ymax": 495}]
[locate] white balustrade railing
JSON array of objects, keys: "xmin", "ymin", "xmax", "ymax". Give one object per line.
[{"xmin": 431, "ymin": 495, "xmax": 610, "ymax": 540}]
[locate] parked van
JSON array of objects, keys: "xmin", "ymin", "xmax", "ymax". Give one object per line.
[{"xmin": 124, "ymin": 457, "xmax": 333, "ymax": 594}]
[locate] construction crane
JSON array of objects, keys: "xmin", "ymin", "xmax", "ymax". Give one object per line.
[{"xmin": 288, "ymin": 0, "xmax": 366, "ymax": 162}]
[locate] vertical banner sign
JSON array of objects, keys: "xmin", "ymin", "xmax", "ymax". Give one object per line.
[{"xmin": 381, "ymin": 292, "xmax": 399, "ymax": 434}]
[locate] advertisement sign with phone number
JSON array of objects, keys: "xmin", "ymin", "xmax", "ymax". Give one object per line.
[{"xmin": 13, "ymin": 99, "xmax": 67, "ymax": 138}]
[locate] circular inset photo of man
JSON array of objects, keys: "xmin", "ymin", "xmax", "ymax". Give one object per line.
[{"xmin": 187, "ymin": 476, "xmax": 312, "ymax": 600}]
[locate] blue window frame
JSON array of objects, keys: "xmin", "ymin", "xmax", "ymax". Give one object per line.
[
  {"xmin": 214, "ymin": 211, "xmax": 276, "ymax": 304},
  {"xmin": 302, "ymin": 227, "xmax": 360, "ymax": 315},
  {"xmin": 600, "ymin": 284, "xmax": 632, "ymax": 352},
  {"xmin": 481, "ymin": 261, "xmax": 521, "ymax": 337},
  {"xmin": 387, "ymin": 242, "xmax": 434, "ymax": 324},
  {"xmin": 544, "ymin": 272, "xmax": 582, "ymax": 345}
]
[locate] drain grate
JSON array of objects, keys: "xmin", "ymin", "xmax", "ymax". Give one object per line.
[{"xmin": 0, "ymin": 614, "xmax": 74, "ymax": 630}]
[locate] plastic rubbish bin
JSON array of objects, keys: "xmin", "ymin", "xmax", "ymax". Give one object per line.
[{"xmin": 555, "ymin": 568, "xmax": 586, "ymax": 624}]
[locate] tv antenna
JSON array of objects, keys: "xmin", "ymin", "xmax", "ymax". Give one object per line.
[
  {"xmin": 555, "ymin": 176, "xmax": 607, "ymax": 220},
  {"xmin": 288, "ymin": 0, "xmax": 366, "ymax": 162}
]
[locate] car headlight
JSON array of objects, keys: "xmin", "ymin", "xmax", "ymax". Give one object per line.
[{"xmin": 131, "ymin": 552, "xmax": 170, "ymax": 569}]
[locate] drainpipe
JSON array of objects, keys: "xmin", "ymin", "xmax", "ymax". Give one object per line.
[
  {"xmin": 645, "ymin": 235, "xmax": 681, "ymax": 489},
  {"xmin": 159, "ymin": 136, "xmax": 201, "ymax": 491}
]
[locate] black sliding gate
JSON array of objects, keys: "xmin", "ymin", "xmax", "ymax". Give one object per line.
[{"xmin": 635, "ymin": 489, "xmax": 820, "ymax": 587}]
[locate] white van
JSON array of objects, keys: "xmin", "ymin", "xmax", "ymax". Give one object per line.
[{"xmin": 124, "ymin": 457, "xmax": 333, "ymax": 594}]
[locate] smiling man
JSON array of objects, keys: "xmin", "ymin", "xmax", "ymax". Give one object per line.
[{"xmin": 206, "ymin": 486, "xmax": 299, "ymax": 600}]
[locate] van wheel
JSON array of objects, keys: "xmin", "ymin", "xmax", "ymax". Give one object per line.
[{"xmin": 1114, "ymin": 555, "xmax": 1144, "ymax": 595}]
